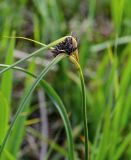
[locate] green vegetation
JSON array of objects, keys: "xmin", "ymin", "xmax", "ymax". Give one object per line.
[{"xmin": 0, "ymin": 0, "xmax": 131, "ymax": 160}]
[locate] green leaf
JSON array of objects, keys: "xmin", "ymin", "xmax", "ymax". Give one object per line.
[
  {"xmin": 1, "ymin": 32, "xmax": 15, "ymax": 106},
  {"xmin": 40, "ymin": 78, "xmax": 75, "ymax": 160},
  {"xmin": 0, "ymin": 33, "xmax": 15, "ymax": 159},
  {"xmin": 0, "ymin": 58, "xmax": 75, "ymax": 160},
  {"xmin": 0, "ymin": 35, "xmax": 70, "ymax": 75},
  {"xmin": 6, "ymin": 60, "xmax": 36, "ymax": 158},
  {"xmin": 0, "ymin": 54, "xmax": 67, "ymax": 157},
  {"xmin": 0, "ymin": 92, "xmax": 8, "ymax": 144},
  {"xmin": 113, "ymin": 134, "xmax": 131, "ymax": 160}
]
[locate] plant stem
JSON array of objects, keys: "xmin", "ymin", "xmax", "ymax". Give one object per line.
[
  {"xmin": 79, "ymin": 68, "xmax": 89, "ymax": 160},
  {"xmin": 0, "ymin": 36, "xmax": 71, "ymax": 75},
  {"xmin": 69, "ymin": 56, "xmax": 89, "ymax": 160}
]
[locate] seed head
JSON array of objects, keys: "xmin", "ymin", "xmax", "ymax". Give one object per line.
[{"xmin": 52, "ymin": 36, "xmax": 78, "ymax": 59}]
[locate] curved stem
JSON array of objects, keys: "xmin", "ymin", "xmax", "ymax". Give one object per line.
[
  {"xmin": 0, "ymin": 36, "xmax": 71, "ymax": 75},
  {"xmin": 0, "ymin": 54, "xmax": 66, "ymax": 155},
  {"xmin": 79, "ymin": 68, "xmax": 89, "ymax": 160},
  {"xmin": 69, "ymin": 56, "xmax": 89, "ymax": 160},
  {"xmin": 2, "ymin": 36, "xmax": 47, "ymax": 47},
  {"xmin": 0, "ymin": 63, "xmax": 75, "ymax": 160}
]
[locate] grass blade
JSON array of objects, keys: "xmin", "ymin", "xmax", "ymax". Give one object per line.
[
  {"xmin": 0, "ymin": 92, "xmax": 8, "ymax": 145},
  {"xmin": 1, "ymin": 32, "xmax": 15, "ymax": 106},
  {"xmin": 0, "ymin": 54, "xmax": 66, "ymax": 157},
  {"xmin": 0, "ymin": 33, "xmax": 15, "ymax": 159},
  {"xmin": 40, "ymin": 76, "xmax": 75, "ymax": 160},
  {"xmin": 0, "ymin": 59, "xmax": 75, "ymax": 160},
  {"xmin": 6, "ymin": 60, "xmax": 36, "ymax": 158},
  {"xmin": 113, "ymin": 134, "xmax": 131, "ymax": 160},
  {"xmin": 0, "ymin": 36, "xmax": 70, "ymax": 75},
  {"xmin": 2, "ymin": 36, "xmax": 46, "ymax": 47}
]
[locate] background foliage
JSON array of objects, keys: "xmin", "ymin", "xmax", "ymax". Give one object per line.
[{"xmin": 0, "ymin": 0, "xmax": 131, "ymax": 159}]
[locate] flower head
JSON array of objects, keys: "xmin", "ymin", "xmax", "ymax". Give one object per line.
[{"xmin": 52, "ymin": 36, "xmax": 79, "ymax": 62}]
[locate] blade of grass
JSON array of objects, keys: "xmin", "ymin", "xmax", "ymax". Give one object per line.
[
  {"xmin": 1, "ymin": 32, "xmax": 15, "ymax": 106},
  {"xmin": 0, "ymin": 33, "xmax": 15, "ymax": 146},
  {"xmin": 33, "ymin": 0, "xmax": 50, "ymax": 40},
  {"xmin": 111, "ymin": 0, "xmax": 125, "ymax": 33},
  {"xmin": 90, "ymin": 36, "xmax": 131, "ymax": 53},
  {"xmin": 0, "ymin": 92, "xmax": 9, "ymax": 160},
  {"xmin": 88, "ymin": 0, "xmax": 96, "ymax": 21},
  {"xmin": 2, "ymin": 36, "xmax": 46, "ymax": 47},
  {"xmin": 40, "ymin": 73, "xmax": 75, "ymax": 160},
  {"xmin": 91, "ymin": 112, "xmax": 104, "ymax": 160},
  {"xmin": 95, "ymin": 107, "xmax": 111, "ymax": 160},
  {"xmin": 0, "ymin": 92, "xmax": 8, "ymax": 145},
  {"xmin": 0, "ymin": 33, "xmax": 15, "ymax": 159},
  {"xmin": 0, "ymin": 36, "xmax": 71, "ymax": 75},
  {"xmin": 109, "ymin": 53, "xmax": 131, "ymax": 158},
  {"xmin": 0, "ymin": 59, "xmax": 75, "ymax": 160},
  {"xmin": 6, "ymin": 60, "xmax": 36, "ymax": 158},
  {"xmin": 0, "ymin": 54, "xmax": 66, "ymax": 154},
  {"xmin": 121, "ymin": 88, "xmax": 131, "ymax": 130},
  {"xmin": 113, "ymin": 134, "xmax": 131, "ymax": 160},
  {"xmin": 49, "ymin": 0, "xmax": 62, "ymax": 38},
  {"xmin": 0, "ymin": 54, "xmax": 75, "ymax": 160},
  {"xmin": 3, "ymin": 150, "xmax": 15, "ymax": 160},
  {"xmin": 0, "ymin": 19, "xmax": 11, "ymax": 49}
]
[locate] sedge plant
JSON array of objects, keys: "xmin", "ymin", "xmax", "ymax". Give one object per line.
[{"xmin": 0, "ymin": 35, "xmax": 89, "ymax": 160}]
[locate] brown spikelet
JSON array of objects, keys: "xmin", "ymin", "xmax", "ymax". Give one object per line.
[{"xmin": 52, "ymin": 36, "xmax": 78, "ymax": 56}]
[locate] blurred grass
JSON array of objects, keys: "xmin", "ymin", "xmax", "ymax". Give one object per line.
[
  {"xmin": 6, "ymin": 60, "xmax": 36, "ymax": 158},
  {"xmin": 0, "ymin": 32, "xmax": 15, "ymax": 159},
  {"xmin": 0, "ymin": 0, "xmax": 131, "ymax": 159}
]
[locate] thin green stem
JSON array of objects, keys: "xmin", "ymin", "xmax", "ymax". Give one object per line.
[
  {"xmin": 79, "ymin": 68, "xmax": 89, "ymax": 160},
  {"xmin": 0, "ymin": 64, "xmax": 35, "ymax": 77},
  {"xmin": 2, "ymin": 36, "xmax": 47, "ymax": 47},
  {"xmin": 0, "ymin": 36, "xmax": 71, "ymax": 75},
  {"xmin": 69, "ymin": 56, "xmax": 89, "ymax": 160}
]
